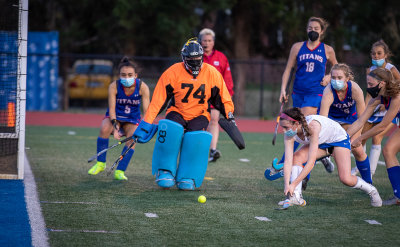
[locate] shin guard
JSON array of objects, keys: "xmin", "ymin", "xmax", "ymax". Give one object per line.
[
  {"xmin": 176, "ymin": 131, "xmax": 212, "ymax": 188},
  {"xmin": 152, "ymin": 119, "xmax": 184, "ymax": 177}
]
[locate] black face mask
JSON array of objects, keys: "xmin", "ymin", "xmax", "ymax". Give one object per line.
[
  {"xmin": 307, "ymin": 31, "xmax": 319, "ymax": 42},
  {"xmin": 366, "ymin": 83, "xmax": 381, "ymax": 98}
]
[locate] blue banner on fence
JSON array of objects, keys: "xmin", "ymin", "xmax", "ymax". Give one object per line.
[
  {"xmin": 27, "ymin": 31, "xmax": 59, "ymax": 111},
  {"xmin": 0, "ymin": 31, "xmax": 59, "ymax": 111}
]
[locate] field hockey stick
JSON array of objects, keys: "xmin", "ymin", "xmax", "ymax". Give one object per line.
[
  {"xmin": 87, "ymin": 135, "xmax": 135, "ymax": 163},
  {"xmin": 272, "ymin": 68, "xmax": 294, "ymax": 145},
  {"xmin": 107, "ymin": 138, "xmax": 137, "ymax": 176},
  {"xmin": 272, "ymin": 102, "xmax": 284, "ymax": 145}
]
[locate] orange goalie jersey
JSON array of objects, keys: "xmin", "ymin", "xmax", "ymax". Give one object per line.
[{"xmin": 144, "ymin": 62, "xmax": 234, "ymax": 123}]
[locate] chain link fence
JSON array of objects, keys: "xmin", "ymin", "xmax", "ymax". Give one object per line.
[{"xmin": 59, "ymin": 53, "xmax": 369, "ymax": 119}]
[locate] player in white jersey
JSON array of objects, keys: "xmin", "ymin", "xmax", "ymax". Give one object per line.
[
  {"xmin": 353, "ymin": 40, "xmax": 400, "ymax": 177},
  {"xmin": 278, "ymin": 107, "xmax": 382, "ymax": 207}
]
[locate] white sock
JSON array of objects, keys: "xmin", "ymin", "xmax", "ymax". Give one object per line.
[
  {"xmin": 369, "ymin": 144, "xmax": 381, "ymax": 175},
  {"xmin": 290, "ymin": 165, "xmax": 303, "ymax": 195},
  {"xmin": 352, "ymin": 176, "xmax": 374, "ymax": 194}
]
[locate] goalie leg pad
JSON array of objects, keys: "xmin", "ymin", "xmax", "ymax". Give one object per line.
[
  {"xmin": 152, "ymin": 120, "xmax": 184, "ymax": 187},
  {"xmin": 176, "ymin": 131, "xmax": 212, "ymax": 189}
]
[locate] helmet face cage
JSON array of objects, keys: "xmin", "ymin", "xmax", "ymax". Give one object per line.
[{"xmin": 181, "ymin": 38, "xmax": 204, "ymax": 78}]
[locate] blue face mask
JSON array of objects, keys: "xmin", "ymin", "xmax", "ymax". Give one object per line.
[
  {"xmin": 120, "ymin": 77, "xmax": 135, "ymax": 87},
  {"xmin": 284, "ymin": 128, "xmax": 297, "ymax": 137},
  {"xmin": 372, "ymin": 58, "xmax": 385, "ymax": 67},
  {"xmin": 331, "ymin": 79, "xmax": 345, "ymax": 90}
]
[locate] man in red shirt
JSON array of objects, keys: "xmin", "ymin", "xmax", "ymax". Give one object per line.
[{"xmin": 199, "ymin": 28, "xmax": 235, "ymax": 162}]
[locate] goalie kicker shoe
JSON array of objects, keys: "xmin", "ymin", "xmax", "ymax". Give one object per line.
[
  {"xmin": 88, "ymin": 161, "xmax": 106, "ymax": 175},
  {"xmin": 278, "ymin": 193, "xmax": 307, "ymax": 206}
]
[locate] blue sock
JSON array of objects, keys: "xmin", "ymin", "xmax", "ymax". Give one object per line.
[
  {"xmin": 279, "ymin": 141, "xmax": 300, "ymax": 164},
  {"xmin": 356, "ymin": 157, "xmax": 372, "ymax": 184},
  {"xmin": 387, "ymin": 166, "xmax": 400, "ymax": 198},
  {"xmin": 97, "ymin": 137, "xmax": 109, "ymax": 162},
  {"xmin": 116, "ymin": 146, "xmax": 134, "ymax": 171}
]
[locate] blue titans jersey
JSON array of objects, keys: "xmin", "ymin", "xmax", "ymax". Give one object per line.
[
  {"xmin": 328, "ymin": 81, "xmax": 357, "ymax": 124},
  {"xmin": 293, "ymin": 42, "xmax": 327, "ymax": 95},
  {"xmin": 381, "ymin": 96, "xmax": 400, "ymax": 120},
  {"xmin": 106, "ymin": 79, "xmax": 142, "ymax": 125}
]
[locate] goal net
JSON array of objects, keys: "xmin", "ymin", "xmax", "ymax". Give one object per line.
[{"xmin": 0, "ymin": 0, "xmax": 28, "ymax": 179}]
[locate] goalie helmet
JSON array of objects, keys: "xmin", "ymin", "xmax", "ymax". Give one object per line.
[{"xmin": 181, "ymin": 38, "xmax": 204, "ymax": 78}]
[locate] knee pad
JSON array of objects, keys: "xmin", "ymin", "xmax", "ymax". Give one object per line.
[
  {"xmin": 176, "ymin": 131, "xmax": 212, "ymax": 188},
  {"xmin": 152, "ymin": 120, "xmax": 184, "ymax": 178}
]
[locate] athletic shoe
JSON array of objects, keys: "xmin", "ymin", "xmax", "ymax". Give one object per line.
[
  {"xmin": 114, "ymin": 170, "xmax": 128, "ymax": 181},
  {"xmin": 351, "ymin": 167, "xmax": 359, "ymax": 176},
  {"xmin": 88, "ymin": 161, "xmax": 106, "ymax": 175},
  {"xmin": 156, "ymin": 170, "xmax": 175, "ymax": 188},
  {"xmin": 177, "ymin": 178, "xmax": 195, "ymax": 190},
  {"xmin": 368, "ymin": 186, "xmax": 382, "ymax": 207},
  {"xmin": 208, "ymin": 149, "xmax": 221, "ymax": 162},
  {"xmin": 321, "ymin": 157, "xmax": 335, "ymax": 173},
  {"xmin": 302, "ymin": 177, "xmax": 309, "ymax": 191},
  {"xmin": 382, "ymin": 195, "xmax": 400, "ymax": 206},
  {"xmin": 278, "ymin": 193, "xmax": 306, "ymax": 206}
]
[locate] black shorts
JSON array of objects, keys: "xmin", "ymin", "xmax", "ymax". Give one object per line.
[{"xmin": 166, "ymin": 111, "xmax": 209, "ymax": 132}]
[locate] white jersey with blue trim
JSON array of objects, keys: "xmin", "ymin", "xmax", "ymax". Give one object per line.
[{"xmin": 294, "ymin": 115, "xmax": 348, "ymax": 145}]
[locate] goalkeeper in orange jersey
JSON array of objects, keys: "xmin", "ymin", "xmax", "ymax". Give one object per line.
[{"xmin": 133, "ymin": 38, "xmax": 236, "ymax": 190}]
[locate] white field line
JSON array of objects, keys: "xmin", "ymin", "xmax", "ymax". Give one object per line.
[
  {"xmin": 145, "ymin": 213, "xmax": 159, "ymax": 218},
  {"xmin": 24, "ymin": 154, "xmax": 50, "ymax": 247},
  {"xmin": 48, "ymin": 229, "xmax": 120, "ymax": 234},
  {"xmin": 40, "ymin": 201, "xmax": 99, "ymax": 204},
  {"xmin": 365, "ymin": 220, "xmax": 382, "ymax": 225},
  {"xmin": 255, "ymin": 216, "xmax": 271, "ymax": 222}
]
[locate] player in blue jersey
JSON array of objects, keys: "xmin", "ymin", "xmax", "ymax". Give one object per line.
[
  {"xmin": 88, "ymin": 57, "xmax": 150, "ymax": 180},
  {"xmin": 267, "ymin": 17, "xmax": 338, "ymax": 184},
  {"xmin": 319, "ymin": 63, "xmax": 372, "ymax": 184},
  {"xmin": 348, "ymin": 67, "xmax": 400, "ymax": 205},
  {"xmin": 352, "ymin": 40, "xmax": 400, "ymax": 177}
]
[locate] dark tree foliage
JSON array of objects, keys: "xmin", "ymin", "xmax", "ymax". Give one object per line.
[{"xmin": 27, "ymin": 0, "xmax": 400, "ymax": 63}]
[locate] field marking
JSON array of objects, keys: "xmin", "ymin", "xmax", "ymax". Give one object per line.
[
  {"xmin": 239, "ymin": 158, "xmax": 250, "ymax": 162},
  {"xmin": 48, "ymin": 229, "xmax": 120, "ymax": 233},
  {"xmin": 40, "ymin": 201, "xmax": 99, "ymax": 204},
  {"xmin": 145, "ymin": 213, "xmax": 159, "ymax": 218},
  {"xmin": 365, "ymin": 220, "xmax": 382, "ymax": 225},
  {"xmin": 67, "ymin": 131, "xmax": 76, "ymax": 135},
  {"xmin": 24, "ymin": 154, "xmax": 50, "ymax": 247},
  {"xmin": 255, "ymin": 216, "xmax": 271, "ymax": 222}
]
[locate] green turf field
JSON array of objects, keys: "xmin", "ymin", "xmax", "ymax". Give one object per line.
[{"xmin": 26, "ymin": 126, "xmax": 400, "ymax": 246}]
